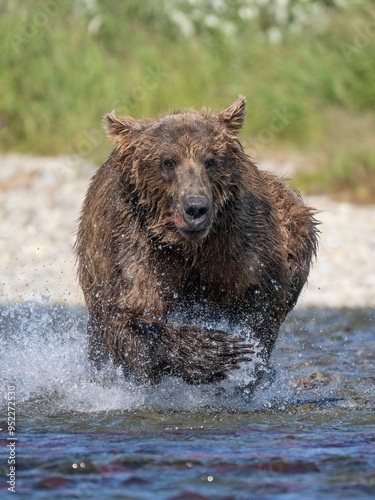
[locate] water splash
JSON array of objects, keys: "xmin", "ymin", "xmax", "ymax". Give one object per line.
[{"xmin": 0, "ymin": 303, "xmax": 287, "ymax": 414}]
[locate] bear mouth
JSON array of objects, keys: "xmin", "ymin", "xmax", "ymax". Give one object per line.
[{"xmin": 173, "ymin": 211, "xmax": 211, "ymax": 241}]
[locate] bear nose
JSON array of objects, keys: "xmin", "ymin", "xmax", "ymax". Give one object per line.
[{"xmin": 182, "ymin": 196, "xmax": 210, "ymax": 229}]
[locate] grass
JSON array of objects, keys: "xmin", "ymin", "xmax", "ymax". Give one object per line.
[
  {"xmin": 294, "ymin": 109, "xmax": 375, "ymax": 203},
  {"xmin": 1, "ymin": 0, "xmax": 375, "ymax": 202}
]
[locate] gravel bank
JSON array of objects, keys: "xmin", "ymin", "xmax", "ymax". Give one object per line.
[{"xmin": 1, "ymin": 154, "xmax": 374, "ymax": 308}]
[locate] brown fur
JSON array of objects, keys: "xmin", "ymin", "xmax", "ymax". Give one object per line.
[{"xmin": 75, "ymin": 96, "xmax": 318, "ymax": 387}]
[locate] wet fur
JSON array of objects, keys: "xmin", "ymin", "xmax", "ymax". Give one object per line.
[{"xmin": 76, "ymin": 96, "xmax": 318, "ymax": 387}]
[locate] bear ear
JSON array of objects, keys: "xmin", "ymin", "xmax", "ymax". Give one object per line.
[
  {"xmin": 216, "ymin": 95, "xmax": 246, "ymax": 134},
  {"xmin": 104, "ymin": 111, "xmax": 141, "ymax": 144}
]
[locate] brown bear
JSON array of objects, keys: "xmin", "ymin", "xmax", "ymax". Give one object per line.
[{"xmin": 75, "ymin": 96, "xmax": 318, "ymax": 389}]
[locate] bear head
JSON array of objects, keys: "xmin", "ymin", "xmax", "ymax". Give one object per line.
[{"xmin": 104, "ymin": 96, "xmax": 254, "ymax": 246}]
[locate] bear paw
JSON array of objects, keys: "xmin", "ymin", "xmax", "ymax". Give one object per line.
[{"xmin": 167, "ymin": 325, "xmax": 254, "ymax": 385}]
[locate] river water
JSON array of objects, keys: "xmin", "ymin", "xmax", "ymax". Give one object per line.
[{"xmin": 0, "ymin": 304, "xmax": 374, "ymax": 499}]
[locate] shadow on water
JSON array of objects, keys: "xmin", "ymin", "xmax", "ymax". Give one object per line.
[{"xmin": 0, "ymin": 303, "xmax": 374, "ymax": 499}]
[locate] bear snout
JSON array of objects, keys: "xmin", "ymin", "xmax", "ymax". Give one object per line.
[{"xmin": 182, "ymin": 195, "xmax": 211, "ymax": 230}]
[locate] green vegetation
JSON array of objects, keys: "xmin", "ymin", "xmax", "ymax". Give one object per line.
[{"xmin": 1, "ymin": 0, "xmax": 375, "ymax": 202}]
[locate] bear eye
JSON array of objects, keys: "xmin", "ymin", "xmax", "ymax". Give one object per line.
[
  {"xmin": 162, "ymin": 159, "xmax": 176, "ymax": 170},
  {"xmin": 205, "ymin": 158, "xmax": 216, "ymax": 169}
]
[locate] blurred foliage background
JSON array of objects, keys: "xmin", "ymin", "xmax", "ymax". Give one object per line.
[{"xmin": 1, "ymin": 0, "xmax": 375, "ymax": 202}]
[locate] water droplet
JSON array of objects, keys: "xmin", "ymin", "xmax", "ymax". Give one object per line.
[{"xmin": 41, "ymin": 294, "xmax": 51, "ymax": 304}]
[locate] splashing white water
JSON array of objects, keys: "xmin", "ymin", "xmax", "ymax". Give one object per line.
[{"xmin": 0, "ymin": 303, "xmax": 286, "ymax": 414}]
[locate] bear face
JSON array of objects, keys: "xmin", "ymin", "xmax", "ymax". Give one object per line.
[{"xmin": 104, "ymin": 96, "xmax": 260, "ymax": 246}]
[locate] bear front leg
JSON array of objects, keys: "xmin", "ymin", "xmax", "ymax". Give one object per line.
[{"xmin": 101, "ymin": 312, "xmax": 254, "ymax": 385}]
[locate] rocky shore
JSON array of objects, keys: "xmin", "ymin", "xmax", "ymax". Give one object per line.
[{"xmin": 1, "ymin": 154, "xmax": 374, "ymax": 308}]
